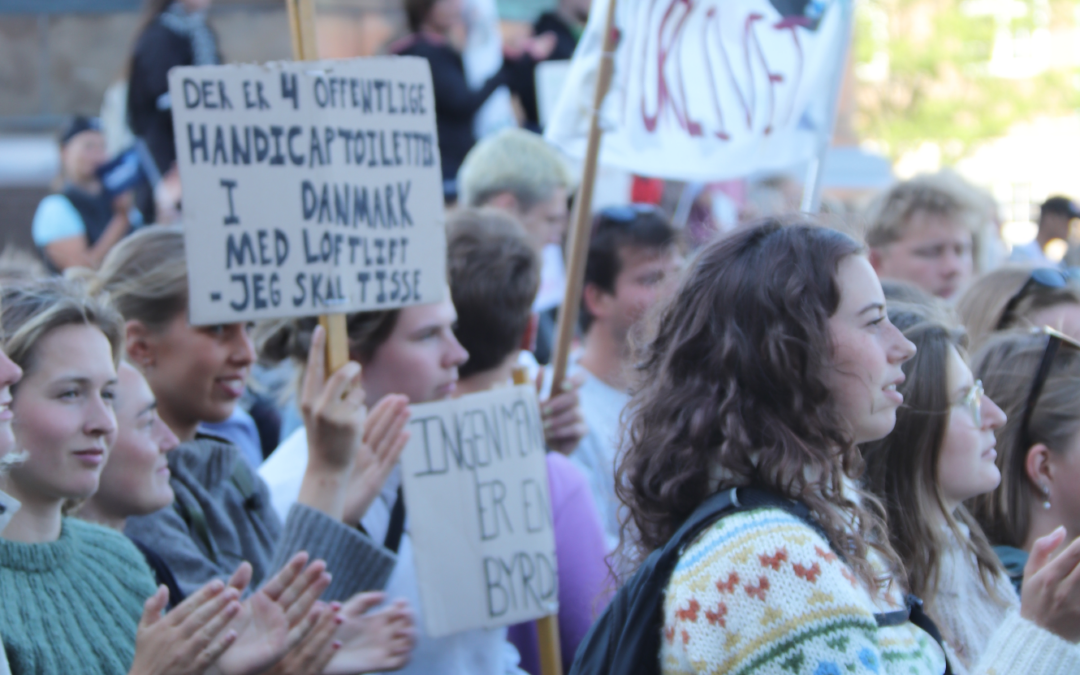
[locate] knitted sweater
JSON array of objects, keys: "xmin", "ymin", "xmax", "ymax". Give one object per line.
[
  {"xmin": 661, "ymin": 507, "xmax": 1080, "ymax": 675},
  {"xmin": 929, "ymin": 525, "xmax": 1080, "ymax": 675},
  {"xmin": 0, "ymin": 518, "xmax": 158, "ymax": 674},
  {"xmin": 125, "ymin": 435, "xmax": 395, "ymax": 600}
]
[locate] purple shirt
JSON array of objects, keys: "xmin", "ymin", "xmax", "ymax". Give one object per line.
[{"xmin": 507, "ymin": 452, "xmax": 612, "ymax": 674}]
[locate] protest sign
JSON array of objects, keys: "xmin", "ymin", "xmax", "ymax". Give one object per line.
[
  {"xmin": 545, "ymin": 0, "xmax": 853, "ymax": 183},
  {"xmin": 168, "ymin": 57, "xmax": 445, "ymax": 325},
  {"xmin": 400, "ymin": 385, "xmax": 558, "ymax": 638}
]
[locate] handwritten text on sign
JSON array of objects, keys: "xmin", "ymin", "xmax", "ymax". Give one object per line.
[
  {"xmin": 168, "ymin": 58, "xmax": 445, "ymax": 325},
  {"xmin": 400, "ymin": 385, "xmax": 558, "ymax": 637}
]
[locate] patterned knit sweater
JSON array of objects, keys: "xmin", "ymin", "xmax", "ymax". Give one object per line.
[{"xmin": 0, "ymin": 517, "xmax": 158, "ymax": 674}]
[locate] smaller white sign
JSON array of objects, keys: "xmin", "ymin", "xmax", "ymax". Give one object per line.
[{"xmin": 400, "ymin": 385, "xmax": 558, "ymax": 638}]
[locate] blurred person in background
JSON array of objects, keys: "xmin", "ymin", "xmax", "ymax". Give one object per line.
[
  {"xmin": 973, "ymin": 329, "xmax": 1080, "ymax": 596},
  {"xmin": 1012, "ymin": 197, "xmax": 1080, "ymax": 267},
  {"xmin": 958, "ymin": 267, "xmax": 1080, "ymax": 351},
  {"xmin": 127, "ymin": 0, "xmax": 221, "ymax": 223},
  {"xmin": 32, "ymin": 116, "xmax": 138, "ymax": 272},
  {"xmin": 391, "ymin": 0, "xmax": 554, "ymax": 203},
  {"xmin": 864, "ymin": 172, "xmax": 981, "ymax": 301},
  {"xmin": 572, "ymin": 206, "xmax": 680, "ymax": 550},
  {"xmin": 457, "ymin": 128, "xmax": 573, "ymax": 364}
]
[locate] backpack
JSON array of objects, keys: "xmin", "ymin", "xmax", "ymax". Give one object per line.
[{"xmin": 568, "ymin": 486, "xmax": 951, "ymax": 675}]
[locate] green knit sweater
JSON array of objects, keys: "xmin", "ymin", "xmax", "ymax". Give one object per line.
[{"xmin": 0, "ymin": 518, "xmax": 157, "ymax": 674}]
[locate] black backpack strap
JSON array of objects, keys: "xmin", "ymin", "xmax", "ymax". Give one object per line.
[{"xmin": 384, "ymin": 485, "xmax": 406, "ymax": 554}]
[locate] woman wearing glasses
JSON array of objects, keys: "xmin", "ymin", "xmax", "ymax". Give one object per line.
[
  {"xmin": 971, "ymin": 327, "xmax": 1080, "ymax": 595},
  {"xmin": 861, "ymin": 307, "xmax": 1080, "ymax": 673},
  {"xmin": 958, "ymin": 267, "xmax": 1080, "ymax": 351}
]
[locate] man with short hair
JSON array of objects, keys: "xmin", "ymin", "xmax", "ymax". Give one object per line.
[
  {"xmin": 1012, "ymin": 195, "xmax": 1080, "ymax": 266},
  {"xmin": 865, "ymin": 172, "xmax": 980, "ymax": 300},
  {"xmin": 573, "ymin": 206, "xmax": 681, "ymax": 549},
  {"xmin": 446, "ymin": 207, "xmax": 608, "ymax": 675},
  {"xmin": 457, "ymin": 128, "xmax": 574, "ymax": 363}
]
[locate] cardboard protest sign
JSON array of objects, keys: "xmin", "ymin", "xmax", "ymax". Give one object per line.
[
  {"xmin": 168, "ymin": 57, "xmax": 445, "ymax": 325},
  {"xmin": 545, "ymin": 0, "xmax": 853, "ymax": 182},
  {"xmin": 400, "ymin": 385, "xmax": 558, "ymax": 638}
]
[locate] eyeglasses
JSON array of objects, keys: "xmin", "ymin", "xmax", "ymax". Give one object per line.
[
  {"xmin": 1017, "ymin": 326, "xmax": 1080, "ymax": 451},
  {"xmin": 995, "ymin": 268, "xmax": 1069, "ymax": 330},
  {"xmin": 957, "ymin": 380, "xmax": 985, "ymax": 428},
  {"xmin": 598, "ymin": 204, "xmax": 664, "ymax": 223}
]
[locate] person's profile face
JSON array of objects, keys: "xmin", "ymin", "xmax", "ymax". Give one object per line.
[
  {"xmin": 360, "ymin": 297, "xmax": 469, "ymax": 406},
  {"xmin": 62, "ymin": 130, "xmax": 106, "ymax": 184},
  {"xmin": 92, "ymin": 363, "xmax": 178, "ymax": 518},
  {"xmin": 823, "ymin": 255, "xmax": 916, "ymax": 445},
  {"xmin": 0, "ymin": 348, "xmax": 23, "ymax": 460},
  {"xmin": 936, "ymin": 346, "xmax": 1005, "ymax": 507},
  {"xmin": 518, "ymin": 187, "xmax": 569, "ymax": 252},
  {"xmin": 608, "ymin": 245, "xmax": 682, "ymax": 339},
  {"xmin": 9, "ymin": 324, "xmax": 118, "ymax": 502},
  {"xmin": 138, "ymin": 314, "xmax": 255, "ymax": 432},
  {"xmin": 872, "ymin": 211, "xmax": 973, "ymax": 300}
]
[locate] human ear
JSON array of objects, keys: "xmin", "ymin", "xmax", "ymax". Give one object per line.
[
  {"xmin": 520, "ymin": 313, "xmax": 538, "ymax": 352},
  {"xmin": 485, "ymin": 192, "xmax": 519, "ymax": 213},
  {"xmin": 125, "ymin": 320, "xmax": 156, "ymax": 371},
  {"xmin": 868, "ymin": 246, "xmax": 886, "ymax": 273},
  {"xmin": 583, "ymin": 283, "xmax": 613, "ymax": 322},
  {"xmin": 1025, "ymin": 443, "xmax": 1055, "ymax": 497}
]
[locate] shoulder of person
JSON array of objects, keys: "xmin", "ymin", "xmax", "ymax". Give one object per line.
[
  {"xmin": 168, "ymin": 434, "xmax": 247, "ymax": 492},
  {"xmin": 31, "ymin": 194, "xmax": 85, "ymax": 246},
  {"xmin": 662, "ymin": 506, "xmax": 942, "ymax": 674},
  {"xmin": 64, "ymin": 518, "xmax": 158, "ymax": 593}
]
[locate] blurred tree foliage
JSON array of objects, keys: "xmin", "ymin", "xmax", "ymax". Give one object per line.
[{"xmin": 852, "ymin": 0, "xmax": 1080, "ymax": 163}]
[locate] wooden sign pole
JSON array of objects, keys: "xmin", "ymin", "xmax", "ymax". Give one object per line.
[
  {"xmin": 284, "ymin": 0, "xmax": 350, "ymax": 373},
  {"xmin": 548, "ymin": 0, "xmax": 620, "ymax": 398},
  {"xmin": 512, "ymin": 367, "xmax": 562, "ymax": 675}
]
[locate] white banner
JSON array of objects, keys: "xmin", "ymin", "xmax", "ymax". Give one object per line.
[
  {"xmin": 169, "ymin": 57, "xmax": 445, "ymax": 325},
  {"xmin": 400, "ymin": 385, "xmax": 558, "ymax": 638},
  {"xmin": 545, "ymin": 0, "xmax": 853, "ymax": 182}
]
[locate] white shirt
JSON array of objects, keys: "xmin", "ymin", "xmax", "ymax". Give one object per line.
[
  {"xmin": 259, "ymin": 429, "xmax": 526, "ymax": 675},
  {"xmin": 568, "ymin": 364, "xmax": 631, "ymax": 552}
]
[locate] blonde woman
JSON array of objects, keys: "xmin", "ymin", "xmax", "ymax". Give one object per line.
[{"xmin": 0, "ymin": 277, "xmax": 337, "ymax": 675}]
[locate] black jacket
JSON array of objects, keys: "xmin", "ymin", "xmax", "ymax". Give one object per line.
[
  {"xmin": 127, "ymin": 18, "xmax": 220, "ymax": 174},
  {"xmin": 394, "ymin": 33, "xmax": 530, "ymax": 199}
]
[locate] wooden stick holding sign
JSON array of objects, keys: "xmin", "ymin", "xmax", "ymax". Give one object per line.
[
  {"xmin": 548, "ymin": 0, "xmax": 620, "ymax": 395},
  {"xmin": 513, "ymin": 368, "xmax": 562, "ymax": 675},
  {"xmin": 283, "ymin": 0, "xmax": 351, "ymax": 373}
]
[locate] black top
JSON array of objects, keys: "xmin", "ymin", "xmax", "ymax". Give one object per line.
[
  {"xmin": 61, "ymin": 184, "xmax": 113, "ymax": 246},
  {"xmin": 127, "ymin": 18, "xmax": 220, "ymax": 174},
  {"xmin": 518, "ymin": 12, "xmax": 581, "ymax": 129},
  {"xmin": 393, "ymin": 33, "xmax": 530, "ymax": 199},
  {"xmin": 132, "ymin": 537, "xmax": 187, "ymax": 610}
]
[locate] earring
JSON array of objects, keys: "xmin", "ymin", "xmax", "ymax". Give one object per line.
[{"xmin": 1042, "ymin": 484, "xmax": 1051, "ymax": 510}]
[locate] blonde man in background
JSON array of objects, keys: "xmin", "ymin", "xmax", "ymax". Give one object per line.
[
  {"xmin": 864, "ymin": 171, "xmax": 983, "ymax": 301},
  {"xmin": 458, "ymin": 128, "xmax": 574, "ymax": 363}
]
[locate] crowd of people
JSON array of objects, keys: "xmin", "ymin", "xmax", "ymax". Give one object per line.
[{"xmin": 9, "ymin": 0, "xmax": 1080, "ymax": 674}]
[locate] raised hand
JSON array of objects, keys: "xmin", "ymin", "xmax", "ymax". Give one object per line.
[
  {"xmin": 263, "ymin": 602, "xmax": 344, "ymax": 675},
  {"xmin": 344, "ymin": 394, "xmax": 411, "ymax": 525},
  {"xmin": 324, "ymin": 594, "xmax": 415, "ymax": 675},
  {"xmin": 210, "ymin": 553, "xmax": 333, "ymax": 675},
  {"xmin": 128, "ymin": 580, "xmax": 241, "ymax": 675},
  {"xmin": 1020, "ymin": 527, "xmax": 1080, "ymax": 642},
  {"xmin": 538, "ymin": 370, "xmax": 588, "ymax": 455},
  {"xmin": 301, "ymin": 325, "xmax": 367, "ymax": 473}
]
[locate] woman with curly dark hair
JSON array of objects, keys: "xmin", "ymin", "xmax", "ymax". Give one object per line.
[{"xmin": 612, "ymin": 221, "xmax": 1080, "ymax": 675}]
